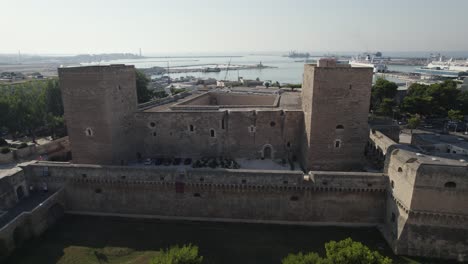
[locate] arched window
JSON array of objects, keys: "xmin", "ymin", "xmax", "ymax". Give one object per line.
[
  {"xmin": 189, "ymin": 125, "xmax": 194, "ymax": 132},
  {"xmin": 444, "ymin": 182, "xmax": 456, "ymax": 188},
  {"xmin": 398, "ymin": 167, "xmax": 403, "ymax": 173},
  {"xmin": 210, "ymin": 129, "xmax": 215, "ymax": 138},
  {"xmin": 85, "ymin": 128, "xmax": 93, "ymax": 136},
  {"xmin": 336, "ymin": 125, "xmax": 344, "ymax": 129},
  {"xmin": 150, "ymin": 122, "xmax": 156, "ymax": 128},
  {"xmin": 270, "ymin": 121, "xmax": 276, "ymax": 127}
]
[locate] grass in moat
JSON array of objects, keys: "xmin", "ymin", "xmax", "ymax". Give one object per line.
[{"xmin": 4, "ymin": 215, "xmax": 455, "ymax": 264}]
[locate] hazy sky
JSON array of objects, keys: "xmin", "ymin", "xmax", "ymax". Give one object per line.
[{"xmin": 1, "ymin": 0, "xmax": 467, "ymax": 54}]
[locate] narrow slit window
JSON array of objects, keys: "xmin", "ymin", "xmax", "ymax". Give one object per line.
[{"xmin": 334, "ymin": 140, "xmax": 341, "ymax": 148}]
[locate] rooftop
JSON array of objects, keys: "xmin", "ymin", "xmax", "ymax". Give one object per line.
[
  {"xmin": 414, "ymin": 133, "xmax": 468, "ymax": 150},
  {"xmin": 393, "ymin": 147, "xmax": 468, "ymax": 167},
  {"xmin": 143, "ymin": 88, "xmax": 302, "ymax": 112}
]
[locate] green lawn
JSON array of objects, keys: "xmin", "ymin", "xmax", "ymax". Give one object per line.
[{"xmin": 4, "ymin": 215, "xmax": 456, "ymax": 264}]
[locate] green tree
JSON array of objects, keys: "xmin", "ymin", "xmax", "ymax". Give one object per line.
[
  {"xmin": 456, "ymin": 91, "xmax": 468, "ymax": 115},
  {"xmin": 0, "ymin": 79, "xmax": 66, "ymax": 138},
  {"xmin": 282, "ymin": 239, "xmax": 392, "ymax": 264},
  {"xmin": 402, "ymin": 81, "xmax": 463, "ymax": 118},
  {"xmin": 325, "ymin": 238, "xmax": 392, "ymax": 264},
  {"xmin": 154, "ymin": 91, "xmax": 169, "ymax": 99},
  {"xmin": 43, "ymin": 79, "xmax": 64, "ymax": 116},
  {"xmin": 401, "ymin": 95, "xmax": 434, "ymax": 117},
  {"xmin": 150, "ymin": 244, "xmax": 203, "ymax": 264},
  {"xmin": 282, "ymin": 252, "xmax": 325, "ymax": 264},
  {"xmin": 448, "ymin": 109, "xmax": 464, "ymax": 122},
  {"xmin": 136, "ymin": 70, "xmax": 152, "ymax": 103},
  {"xmin": 377, "ymin": 98, "xmax": 396, "ymax": 117},
  {"xmin": 371, "ymin": 78, "xmax": 398, "ymax": 112},
  {"xmin": 407, "ymin": 115, "xmax": 421, "ymax": 134},
  {"xmin": 448, "ymin": 109, "xmax": 464, "ymax": 132}
]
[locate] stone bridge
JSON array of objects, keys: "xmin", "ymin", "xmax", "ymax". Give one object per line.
[{"xmin": 0, "ymin": 188, "xmax": 65, "ymax": 261}]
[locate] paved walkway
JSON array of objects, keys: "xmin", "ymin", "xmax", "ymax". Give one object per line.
[{"xmin": 0, "ymin": 192, "xmax": 54, "ymax": 229}]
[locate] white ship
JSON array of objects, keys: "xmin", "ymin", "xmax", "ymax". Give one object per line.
[
  {"xmin": 426, "ymin": 55, "xmax": 468, "ymax": 72},
  {"xmin": 349, "ymin": 53, "xmax": 388, "ymax": 73}
]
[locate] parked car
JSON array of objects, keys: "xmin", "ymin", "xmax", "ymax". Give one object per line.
[{"xmin": 143, "ymin": 158, "xmax": 152, "ymax": 165}]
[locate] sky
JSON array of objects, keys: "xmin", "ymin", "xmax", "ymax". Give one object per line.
[{"xmin": 1, "ymin": 0, "xmax": 467, "ymax": 55}]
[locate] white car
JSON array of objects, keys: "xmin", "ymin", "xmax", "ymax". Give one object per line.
[{"xmin": 143, "ymin": 158, "xmax": 152, "ymax": 165}]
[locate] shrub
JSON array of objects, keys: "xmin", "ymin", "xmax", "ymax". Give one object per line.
[
  {"xmin": 1, "ymin": 147, "xmax": 10, "ymax": 154},
  {"xmin": 0, "ymin": 138, "xmax": 7, "ymax": 147},
  {"xmin": 150, "ymin": 244, "xmax": 203, "ymax": 264},
  {"xmin": 282, "ymin": 252, "xmax": 324, "ymax": 264},
  {"xmin": 282, "ymin": 238, "xmax": 392, "ymax": 264},
  {"xmin": 325, "ymin": 238, "xmax": 392, "ymax": 264}
]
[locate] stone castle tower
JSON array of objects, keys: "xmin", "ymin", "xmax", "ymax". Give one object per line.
[
  {"xmin": 59, "ymin": 65, "xmax": 137, "ymax": 165},
  {"xmin": 301, "ymin": 59, "xmax": 373, "ymax": 171}
]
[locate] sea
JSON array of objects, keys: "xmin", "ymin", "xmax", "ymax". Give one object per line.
[{"xmin": 80, "ymin": 52, "xmax": 462, "ymax": 84}]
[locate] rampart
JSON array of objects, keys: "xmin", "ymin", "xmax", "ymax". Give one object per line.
[
  {"xmin": 0, "ymin": 137, "xmax": 69, "ymax": 165},
  {"xmin": 25, "ymin": 162, "xmax": 386, "ymax": 225},
  {"xmin": 0, "ymin": 189, "xmax": 65, "ymax": 261}
]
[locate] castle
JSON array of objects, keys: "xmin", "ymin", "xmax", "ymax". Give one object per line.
[
  {"xmin": 0, "ymin": 59, "xmax": 467, "ymax": 262},
  {"xmin": 58, "ymin": 58, "xmax": 372, "ymax": 171}
]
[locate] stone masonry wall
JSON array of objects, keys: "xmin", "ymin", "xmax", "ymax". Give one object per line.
[
  {"xmin": 134, "ymin": 110, "xmax": 303, "ymax": 161},
  {"xmin": 383, "ymin": 148, "xmax": 468, "ymax": 261},
  {"xmin": 26, "ymin": 163, "xmax": 386, "ymax": 225},
  {"xmin": 301, "ymin": 64, "xmax": 373, "ymax": 171},
  {"xmin": 59, "ymin": 65, "xmax": 137, "ymax": 165}
]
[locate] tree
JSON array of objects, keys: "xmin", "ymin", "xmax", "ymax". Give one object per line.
[
  {"xmin": 377, "ymin": 98, "xmax": 396, "ymax": 117},
  {"xmin": 402, "ymin": 81, "xmax": 463, "ymax": 118},
  {"xmin": 448, "ymin": 109, "xmax": 464, "ymax": 122},
  {"xmin": 154, "ymin": 91, "xmax": 169, "ymax": 99},
  {"xmin": 0, "ymin": 79, "xmax": 66, "ymax": 138},
  {"xmin": 282, "ymin": 252, "xmax": 325, "ymax": 264},
  {"xmin": 371, "ymin": 78, "xmax": 397, "ymax": 112},
  {"xmin": 456, "ymin": 91, "xmax": 468, "ymax": 115},
  {"xmin": 43, "ymin": 79, "xmax": 64, "ymax": 116},
  {"xmin": 135, "ymin": 70, "xmax": 152, "ymax": 103},
  {"xmin": 150, "ymin": 244, "xmax": 203, "ymax": 264},
  {"xmin": 401, "ymin": 95, "xmax": 433, "ymax": 117},
  {"xmin": 448, "ymin": 109, "xmax": 464, "ymax": 132},
  {"xmin": 407, "ymin": 115, "xmax": 421, "ymax": 134},
  {"xmin": 325, "ymin": 238, "xmax": 392, "ymax": 264},
  {"xmin": 282, "ymin": 238, "xmax": 392, "ymax": 264}
]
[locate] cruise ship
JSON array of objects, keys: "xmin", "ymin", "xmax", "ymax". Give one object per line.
[
  {"xmin": 426, "ymin": 56, "xmax": 468, "ymax": 72},
  {"xmin": 349, "ymin": 53, "xmax": 388, "ymax": 73}
]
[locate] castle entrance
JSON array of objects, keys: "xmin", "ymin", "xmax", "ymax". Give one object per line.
[{"xmin": 263, "ymin": 146, "xmax": 272, "ymax": 159}]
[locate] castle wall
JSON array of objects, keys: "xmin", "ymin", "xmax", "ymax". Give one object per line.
[
  {"xmin": 0, "ymin": 189, "xmax": 65, "ymax": 262},
  {"xmin": 25, "ymin": 163, "xmax": 386, "ymax": 225},
  {"xmin": 0, "ymin": 170, "xmax": 28, "ymax": 210},
  {"xmin": 301, "ymin": 64, "xmax": 373, "ymax": 171},
  {"xmin": 384, "ymin": 148, "xmax": 468, "ymax": 261},
  {"xmin": 134, "ymin": 110, "xmax": 303, "ymax": 160}
]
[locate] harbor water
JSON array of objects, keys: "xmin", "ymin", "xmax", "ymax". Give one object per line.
[{"xmin": 83, "ymin": 54, "xmax": 420, "ymax": 84}]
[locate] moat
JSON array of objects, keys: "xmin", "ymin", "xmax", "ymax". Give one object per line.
[{"xmin": 3, "ymin": 214, "xmax": 457, "ymax": 264}]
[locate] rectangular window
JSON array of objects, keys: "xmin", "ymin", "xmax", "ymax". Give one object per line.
[{"xmin": 334, "ymin": 140, "xmax": 341, "ymax": 148}]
